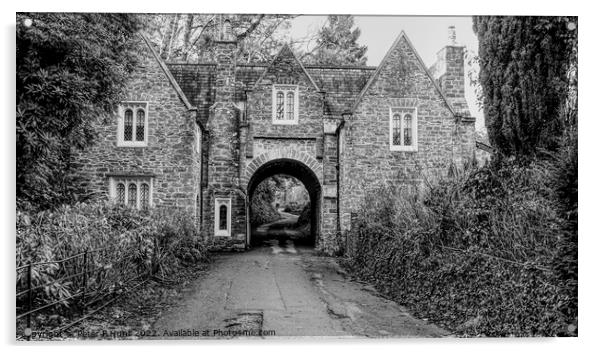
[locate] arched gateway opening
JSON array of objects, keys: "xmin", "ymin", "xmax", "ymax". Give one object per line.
[{"xmin": 246, "ymin": 158, "xmax": 321, "ymax": 248}]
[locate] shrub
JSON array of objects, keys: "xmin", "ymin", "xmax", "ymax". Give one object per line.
[
  {"xmin": 295, "ymin": 203, "xmax": 311, "ymax": 227},
  {"xmin": 250, "ymin": 182, "xmax": 281, "ymax": 226},
  {"xmin": 344, "ymin": 158, "xmax": 577, "ymax": 336},
  {"xmin": 16, "ymin": 202, "xmax": 209, "ymax": 322}
]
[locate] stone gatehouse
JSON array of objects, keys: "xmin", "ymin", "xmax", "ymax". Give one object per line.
[{"xmin": 73, "ymin": 21, "xmax": 476, "ymax": 255}]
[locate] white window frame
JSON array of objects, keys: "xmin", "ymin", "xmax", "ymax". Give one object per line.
[
  {"xmin": 272, "ymin": 85, "xmax": 299, "ymax": 125},
  {"xmin": 390, "ymin": 107, "xmax": 418, "ymax": 152},
  {"xmin": 117, "ymin": 101, "xmax": 149, "ymax": 147},
  {"xmin": 109, "ymin": 176, "xmax": 153, "ymax": 210},
  {"xmin": 214, "ymin": 198, "xmax": 232, "ymax": 237}
]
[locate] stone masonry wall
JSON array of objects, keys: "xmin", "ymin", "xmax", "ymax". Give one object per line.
[
  {"xmin": 340, "ymin": 34, "xmax": 471, "ymax": 233},
  {"xmin": 243, "ymin": 46, "xmax": 342, "ymax": 253},
  {"xmin": 71, "ymin": 41, "xmax": 200, "ymax": 219},
  {"xmin": 200, "ymin": 39, "xmax": 248, "ymax": 250}
]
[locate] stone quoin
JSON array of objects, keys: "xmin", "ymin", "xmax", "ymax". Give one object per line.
[{"xmin": 72, "ymin": 22, "xmax": 477, "ymax": 255}]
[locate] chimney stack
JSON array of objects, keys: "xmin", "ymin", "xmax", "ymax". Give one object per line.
[
  {"xmin": 428, "ymin": 25, "xmax": 469, "ymax": 116},
  {"xmin": 447, "ymin": 25, "xmax": 457, "ymax": 45}
]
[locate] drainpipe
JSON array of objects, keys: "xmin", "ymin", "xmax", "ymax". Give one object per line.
[{"xmin": 336, "ymin": 112, "xmax": 350, "ymax": 235}]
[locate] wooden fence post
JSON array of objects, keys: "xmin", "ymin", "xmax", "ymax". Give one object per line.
[
  {"xmin": 26, "ymin": 263, "xmax": 32, "ymax": 341},
  {"xmin": 81, "ymin": 249, "xmax": 88, "ymax": 315}
]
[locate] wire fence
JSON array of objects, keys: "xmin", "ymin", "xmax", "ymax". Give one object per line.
[{"xmin": 16, "ymin": 247, "xmax": 151, "ymax": 341}]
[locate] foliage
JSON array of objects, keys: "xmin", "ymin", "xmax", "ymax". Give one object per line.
[
  {"xmin": 295, "ymin": 203, "xmax": 311, "ymax": 227},
  {"xmin": 250, "ymin": 179, "xmax": 281, "ymax": 227},
  {"xmin": 302, "ymin": 15, "xmax": 368, "ymax": 65},
  {"xmin": 472, "ymin": 16, "xmax": 577, "ymax": 157},
  {"xmin": 344, "ymin": 158, "xmax": 577, "ymax": 336},
  {"xmin": 143, "ymin": 14, "xmax": 296, "ymax": 63},
  {"xmin": 16, "ymin": 202, "xmax": 209, "ymax": 322},
  {"xmin": 16, "ymin": 13, "xmax": 141, "ymax": 210}
]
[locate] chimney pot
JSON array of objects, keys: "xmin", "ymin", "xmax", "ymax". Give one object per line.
[{"xmin": 448, "ymin": 25, "xmax": 457, "ymax": 45}]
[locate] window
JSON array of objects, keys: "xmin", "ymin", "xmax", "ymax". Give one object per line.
[
  {"xmin": 118, "ymin": 102, "xmax": 148, "ymax": 147},
  {"xmin": 214, "ymin": 198, "xmax": 231, "ymax": 237},
  {"xmin": 116, "ymin": 183, "xmax": 126, "ymax": 205},
  {"xmin": 390, "ymin": 107, "xmax": 418, "ymax": 151},
  {"xmin": 272, "ymin": 85, "xmax": 298, "ymax": 124},
  {"xmin": 110, "ymin": 177, "xmax": 153, "ymax": 210},
  {"xmin": 403, "ymin": 114, "xmax": 413, "ymax": 146},
  {"xmin": 140, "ymin": 183, "xmax": 150, "ymax": 210},
  {"xmin": 392, "ymin": 113, "xmax": 401, "ymax": 146}
]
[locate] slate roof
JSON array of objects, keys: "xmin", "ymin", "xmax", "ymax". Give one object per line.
[{"xmin": 165, "ymin": 61, "xmax": 376, "ymax": 120}]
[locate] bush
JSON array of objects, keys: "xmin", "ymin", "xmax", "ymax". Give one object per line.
[
  {"xmin": 16, "ymin": 202, "xmax": 209, "ymax": 321},
  {"xmin": 344, "ymin": 158, "xmax": 577, "ymax": 336},
  {"xmin": 250, "ymin": 182, "xmax": 281, "ymax": 227},
  {"xmin": 295, "ymin": 203, "xmax": 311, "ymax": 227}
]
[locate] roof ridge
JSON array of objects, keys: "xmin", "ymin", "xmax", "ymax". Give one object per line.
[
  {"xmin": 250, "ymin": 44, "xmax": 321, "ymax": 92},
  {"xmin": 350, "ymin": 31, "xmax": 458, "ymax": 116},
  {"xmin": 139, "ymin": 34, "xmax": 196, "ymax": 111}
]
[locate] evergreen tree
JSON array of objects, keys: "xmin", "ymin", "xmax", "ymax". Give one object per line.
[
  {"xmin": 16, "ymin": 13, "xmax": 141, "ymax": 210},
  {"xmin": 304, "ymin": 15, "xmax": 368, "ymax": 65},
  {"xmin": 472, "ymin": 16, "xmax": 577, "ymax": 158}
]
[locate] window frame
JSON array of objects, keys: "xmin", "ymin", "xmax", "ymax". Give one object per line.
[
  {"xmin": 389, "ymin": 107, "xmax": 418, "ymax": 152},
  {"xmin": 214, "ymin": 198, "xmax": 231, "ymax": 237},
  {"xmin": 109, "ymin": 176, "xmax": 153, "ymax": 210},
  {"xmin": 117, "ymin": 102, "xmax": 149, "ymax": 147},
  {"xmin": 272, "ymin": 85, "xmax": 299, "ymax": 125}
]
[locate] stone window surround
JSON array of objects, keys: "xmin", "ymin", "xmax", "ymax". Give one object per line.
[
  {"xmin": 272, "ymin": 85, "xmax": 299, "ymax": 125},
  {"xmin": 109, "ymin": 175, "xmax": 154, "ymax": 210},
  {"xmin": 117, "ymin": 101, "xmax": 149, "ymax": 147},
  {"xmin": 389, "ymin": 107, "xmax": 418, "ymax": 152},
  {"xmin": 214, "ymin": 197, "xmax": 232, "ymax": 237}
]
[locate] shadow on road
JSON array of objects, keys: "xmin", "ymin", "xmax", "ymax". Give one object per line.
[{"xmin": 251, "ymin": 211, "xmax": 313, "ymax": 248}]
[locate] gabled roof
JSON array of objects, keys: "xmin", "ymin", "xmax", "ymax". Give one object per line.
[
  {"xmin": 350, "ymin": 31, "xmax": 457, "ymax": 116},
  {"xmin": 139, "ymin": 34, "xmax": 196, "ymax": 111},
  {"xmin": 250, "ymin": 44, "xmax": 321, "ymax": 92}
]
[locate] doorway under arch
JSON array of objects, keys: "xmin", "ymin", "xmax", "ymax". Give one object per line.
[{"xmin": 246, "ymin": 158, "xmax": 322, "ymax": 248}]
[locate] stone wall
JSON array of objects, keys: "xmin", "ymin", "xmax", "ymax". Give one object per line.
[
  {"xmin": 200, "ymin": 38, "xmax": 248, "ymax": 250},
  {"xmin": 71, "ymin": 41, "xmax": 200, "ymax": 219},
  {"xmin": 340, "ymin": 33, "xmax": 475, "ymax": 233}
]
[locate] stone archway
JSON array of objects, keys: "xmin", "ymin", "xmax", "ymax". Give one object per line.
[{"xmin": 245, "ymin": 152, "xmax": 322, "ymax": 248}]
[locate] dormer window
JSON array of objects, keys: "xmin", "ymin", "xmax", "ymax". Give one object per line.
[
  {"xmin": 118, "ymin": 102, "xmax": 148, "ymax": 147},
  {"xmin": 272, "ymin": 85, "xmax": 298, "ymax": 125},
  {"xmin": 390, "ymin": 107, "xmax": 418, "ymax": 151}
]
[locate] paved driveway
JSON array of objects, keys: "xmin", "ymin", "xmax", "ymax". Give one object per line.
[{"xmin": 150, "ymin": 240, "xmax": 448, "ymax": 339}]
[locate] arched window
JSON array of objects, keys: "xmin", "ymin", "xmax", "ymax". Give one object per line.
[
  {"xmin": 124, "ymin": 109, "xmax": 133, "ymax": 141},
  {"xmin": 276, "ymin": 92, "xmax": 284, "ymax": 120},
  {"xmin": 286, "ymin": 92, "xmax": 294, "ymax": 120},
  {"xmin": 392, "ymin": 113, "xmax": 402, "ymax": 146},
  {"xmin": 403, "ymin": 114, "xmax": 413, "ymax": 146},
  {"xmin": 140, "ymin": 183, "xmax": 149, "ymax": 210},
  {"xmin": 219, "ymin": 205, "xmax": 228, "ymax": 230},
  {"xmin": 128, "ymin": 183, "xmax": 137, "ymax": 207},
  {"xmin": 136, "ymin": 109, "xmax": 145, "ymax": 142},
  {"xmin": 117, "ymin": 183, "xmax": 125, "ymax": 205}
]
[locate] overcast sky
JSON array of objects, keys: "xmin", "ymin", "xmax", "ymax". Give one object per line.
[{"xmin": 287, "ymin": 15, "xmax": 484, "ymax": 130}]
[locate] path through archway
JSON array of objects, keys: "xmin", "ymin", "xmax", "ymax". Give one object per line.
[{"xmin": 247, "ymin": 158, "xmax": 321, "ymax": 248}]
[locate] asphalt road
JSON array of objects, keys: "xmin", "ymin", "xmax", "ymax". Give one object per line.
[{"xmin": 150, "ymin": 216, "xmax": 448, "ymax": 339}]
